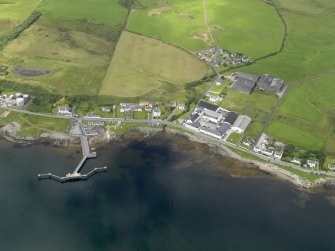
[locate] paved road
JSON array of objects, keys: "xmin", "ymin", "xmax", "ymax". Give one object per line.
[{"xmin": 3, "ymin": 106, "xmax": 335, "ymax": 178}]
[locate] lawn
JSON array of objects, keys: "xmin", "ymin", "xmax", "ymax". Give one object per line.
[
  {"xmin": 99, "ymin": 31, "xmax": 209, "ymax": 97},
  {"xmin": 127, "ymin": 0, "xmax": 284, "ymax": 56},
  {"xmin": 226, "ymin": 132, "xmax": 243, "ymax": 145}
]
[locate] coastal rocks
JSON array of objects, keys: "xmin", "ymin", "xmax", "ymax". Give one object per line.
[
  {"xmin": 0, "ymin": 122, "xmax": 35, "ymax": 144},
  {"xmin": 0, "ymin": 122, "xmax": 79, "ymax": 147}
]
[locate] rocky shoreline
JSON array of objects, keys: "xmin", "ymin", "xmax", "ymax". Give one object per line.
[{"xmin": 0, "ymin": 122, "xmax": 331, "ymax": 190}]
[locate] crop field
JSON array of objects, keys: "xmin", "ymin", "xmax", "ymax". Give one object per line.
[
  {"xmin": 100, "ymin": 31, "xmax": 209, "ymax": 97},
  {"xmin": 0, "ymin": 0, "xmax": 129, "ymax": 95},
  {"xmin": 127, "ymin": 0, "xmax": 284, "ymax": 57}
]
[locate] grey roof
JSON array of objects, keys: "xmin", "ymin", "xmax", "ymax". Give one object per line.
[
  {"xmin": 217, "ymin": 122, "xmax": 231, "ymax": 134},
  {"xmin": 198, "ymin": 100, "xmax": 218, "ymax": 112},
  {"xmin": 200, "ymin": 127, "xmax": 222, "ymax": 136},
  {"xmin": 269, "ymin": 78, "xmax": 284, "ymax": 92},
  {"xmin": 257, "ymin": 75, "xmax": 273, "ymax": 90},
  {"xmin": 189, "ymin": 113, "xmax": 200, "ymax": 122},
  {"xmin": 232, "ymin": 115, "xmax": 251, "ymax": 131},
  {"xmin": 231, "ymin": 78, "xmax": 256, "ymax": 94},
  {"xmin": 190, "ymin": 121, "xmax": 201, "ymax": 129},
  {"xmin": 233, "ymin": 72, "xmax": 259, "ymax": 82},
  {"xmin": 203, "ymin": 110, "xmax": 222, "ymax": 120},
  {"xmin": 224, "ymin": 111, "xmax": 238, "ymax": 125}
]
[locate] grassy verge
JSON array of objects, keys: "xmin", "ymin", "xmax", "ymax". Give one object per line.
[{"xmin": 0, "ymin": 110, "xmax": 71, "ymax": 137}]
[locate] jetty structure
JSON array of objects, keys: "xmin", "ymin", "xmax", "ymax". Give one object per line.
[{"xmin": 38, "ymin": 119, "xmax": 107, "ymax": 183}]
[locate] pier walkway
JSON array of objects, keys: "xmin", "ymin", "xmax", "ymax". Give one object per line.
[{"xmin": 38, "ymin": 119, "xmax": 107, "ymax": 183}]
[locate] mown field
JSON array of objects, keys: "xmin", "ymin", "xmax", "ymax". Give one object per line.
[
  {"xmin": 0, "ymin": 0, "xmax": 129, "ymax": 95},
  {"xmin": 127, "ymin": 0, "xmax": 284, "ymax": 57},
  {"xmin": 100, "ymin": 31, "xmax": 209, "ymax": 97}
]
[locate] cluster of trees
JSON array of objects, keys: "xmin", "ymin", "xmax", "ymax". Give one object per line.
[{"xmin": 0, "ymin": 12, "xmax": 41, "ymax": 50}]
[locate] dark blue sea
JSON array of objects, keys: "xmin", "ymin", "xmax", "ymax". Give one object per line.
[{"xmin": 1, "ymin": 133, "xmax": 335, "ymax": 251}]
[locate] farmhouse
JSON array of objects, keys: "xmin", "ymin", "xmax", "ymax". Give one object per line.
[
  {"xmin": 307, "ymin": 160, "xmax": 319, "ymax": 168},
  {"xmin": 291, "ymin": 158, "xmax": 302, "ymax": 165},
  {"xmin": 58, "ymin": 107, "xmax": 73, "ymax": 116},
  {"xmin": 274, "ymin": 145, "xmax": 284, "ymax": 160},
  {"xmin": 177, "ymin": 103, "xmax": 186, "ymax": 110},
  {"xmin": 328, "ymin": 164, "xmax": 335, "ymax": 170},
  {"xmin": 209, "ymin": 96, "xmax": 222, "ymax": 103},
  {"xmin": 232, "ymin": 115, "xmax": 251, "ymax": 133},
  {"xmin": 152, "ymin": 107, "xmax": 161, "ymax": 118},
  {"xmin": 101, "ymin": 107, "xmax": 111, "ymax": 112},
  {"xmin": 230, "ymin": 72, "xmax": 258, "ymax": 94}
]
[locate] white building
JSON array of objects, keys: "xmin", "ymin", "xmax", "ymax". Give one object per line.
[
  {"xmin": 209, "ymin": 96, "xmax": 222, "ymax": 103},
  {"xmin": 307, "ymin": 160, "xmax": 319, "ymax": 168},
  {"xmin": 177, "ymin": 103, "xmax": 186, "ymax": 110},
  {"xmin": 58, "ymin": 107, "xmax": 72, "ymax": 116},
  {"xmin": 291, "ymin": 158, "xmax": 301, "ymax": 165},
  {"xmin": 153, "ymin": 107, "xmax": 161, "ymax": 118},
  {"xmin": 231, "ymin": 115, "xmax": 251, "ymax": 133},
  {"xmin": 16, "ymin": 97, "xmax": 25, "ymax": 107}
]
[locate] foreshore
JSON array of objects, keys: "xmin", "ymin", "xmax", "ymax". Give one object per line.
[{"xmin": 0, "ymin": 122, "xmax": 331, "ymax": 190}]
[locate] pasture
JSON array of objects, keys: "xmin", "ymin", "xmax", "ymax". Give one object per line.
[
  {"xmin": 219, "ymin": 90, "xmax": 278, "ymax": 138},
  {"xmin": 127, "ymin": 0, "xmax": 284, "ymax": 57},
  {"xmin": 227, "ymin": 0, "xmax": 335, "ymax": 159},
  {"xmin": 267, "ymin": 74, "xmax": 335, "ymax": 155},
  {"xmin": 236, "ymin": 0, "xmax": 335, "ymax": 83},
  {"xmin": 99, "ymin": 31, "xmax": 209, "ymax": 97},
  {"xmin": 0, "ymin": 0, "xmax": 42, "ymax": 34},
  {"xmin": 0, "ymin": 0, "xmax": 130, "ymax": 95}
]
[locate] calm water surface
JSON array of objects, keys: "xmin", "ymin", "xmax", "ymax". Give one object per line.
[{"xmin": 1, "ymin": 134, "xmax": 335, "ymax": 251}]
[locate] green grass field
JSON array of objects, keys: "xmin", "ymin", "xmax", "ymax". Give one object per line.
[
  {"xmin": 0, "ymin": 0, "xmax": 130, "ymax": 96},
  {"xmin": 100, "ymin": 31, "xmax": 209, "ymax": 97},
  {"xmin": 267, "ymin": 74, "xmax": 335, "ymax": 156},
  {"xmin": 127, "ymin": 0, "xmax": 284, "ymax": 56},
  {"xmin": 235, "ymin": 0, "xmax": 335, "ymax": 83},
  {"xmin": 219, "ymin": 90, "xmax": 278, "ymax": 138},
  {"xmin": 223, "ymin": 0, "xmax": 335, "ymax": 159},
  {"xmin": 0, "ymin": 0, "xmax": 42, "ymax": 34}
]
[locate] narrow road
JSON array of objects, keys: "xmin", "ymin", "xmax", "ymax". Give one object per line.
[{"xmin": 202, "ymin": 0, "xmax": 218, "ymax": 48}]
